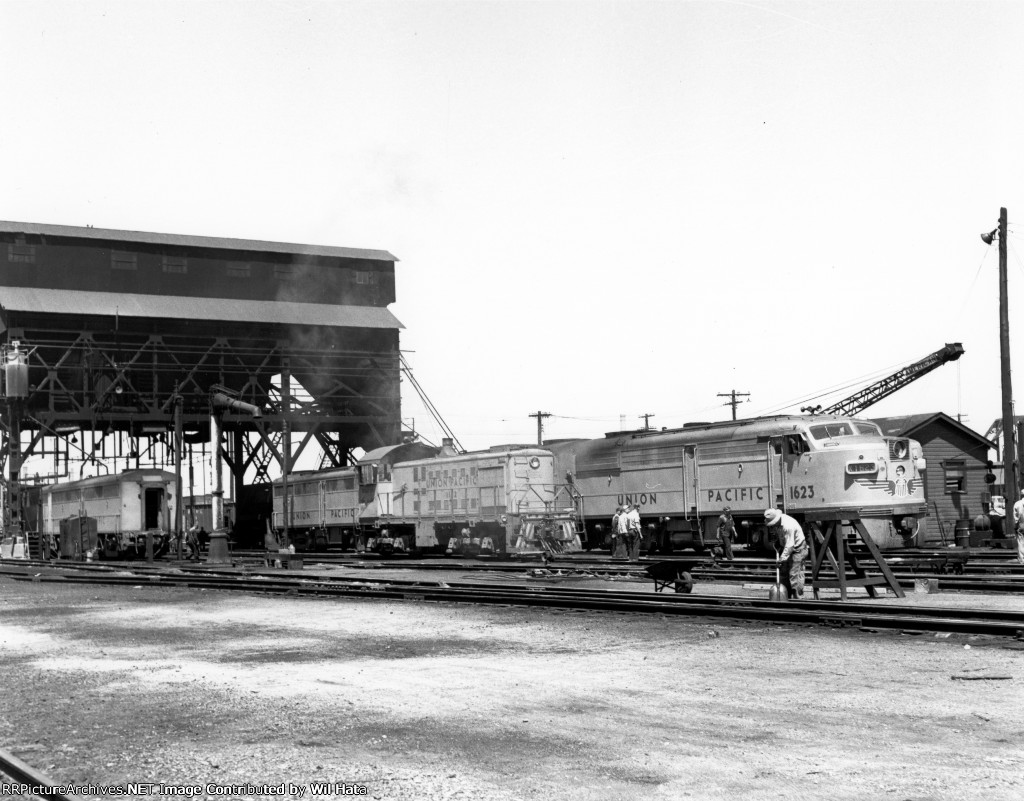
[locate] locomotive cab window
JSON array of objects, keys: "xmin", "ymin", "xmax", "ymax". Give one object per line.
[
  {"xmin": 358, "ymin": 465, "xmax": 378, "ymax": 485},
  {"xmin": 772, "ymin": 435, "xmax": 810, "ymax": 455},
  {"xmin": 785, "ymin": 435, "xmax": 810, "ymax": 455},
  {"xmin": 809, "ymin": 422, "xmax": 854, "ymax": 440}
]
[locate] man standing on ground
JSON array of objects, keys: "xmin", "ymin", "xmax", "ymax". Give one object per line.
[
  {"xmin": 614, "ymin": 504, "xmax": 630, "ymax": 559},
  {"xmin": 1013, "ymin": 490, "xmax": 1024, "ymax": 564},
  {"xmin": 625, "ymin": 502, "xmax": 642, "ymax": 562},
  {"xmin": 716, "ymin": 506, "xmax": 736, "ymax": 561},
  {"xmin": 764, "ymin": 508, "xmax": 808, "ymax": 599}
]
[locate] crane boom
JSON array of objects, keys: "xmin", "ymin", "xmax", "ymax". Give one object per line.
[{"xmin": 822, "ymin": 343, "xmax": 965, "ymax": 417}]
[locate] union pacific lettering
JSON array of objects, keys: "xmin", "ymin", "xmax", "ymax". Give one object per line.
[
  {"xmin": 423, "ymin": 468, "xmax": 479, "ymax": 489},
  {"xmin": 618, "ymin": 493, "xmax": 657, "ymax": 506},
  {"xmin": 705, "ymin": 487, "xmax": 766, "ymax": 504}
]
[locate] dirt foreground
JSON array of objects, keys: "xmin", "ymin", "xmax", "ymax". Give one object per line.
[{"xmin": 1, "ymin": 577, "xmax": 1023, "ymax": 800}]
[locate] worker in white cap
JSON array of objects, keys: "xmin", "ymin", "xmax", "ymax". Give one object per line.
[
  {"xmin": 764, "ymin": 508, "xmax": 808, "ymax": 599},
  {"xmin": 625, "ymin": 502, "xmax": 642, "ymax": 562}
]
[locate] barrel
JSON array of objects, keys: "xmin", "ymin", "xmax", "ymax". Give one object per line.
[{"xmin": 954, "ymin": 519, "xmax": 971, "ymax": 548}]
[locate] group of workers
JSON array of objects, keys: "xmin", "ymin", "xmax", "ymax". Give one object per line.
[
  {"xmin": 610, "ymin": 503, "xmax": 643, "ymax": 562},
  {"xmin": 616, "ymin": 503, "xmax": 808, "ymax": 597}
]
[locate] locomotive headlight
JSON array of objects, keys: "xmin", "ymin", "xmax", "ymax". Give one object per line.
[{"xmin": 529, "ymin": 457, "xmax": 541, "ymax": 469}]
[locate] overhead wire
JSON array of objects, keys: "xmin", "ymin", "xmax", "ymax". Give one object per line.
[
  {"xmin": 398, "ymin": 353, "xmax": 464, "ymax": 452},
  {"xmin": 950, "ymin": 245, "xmax": 993, "ymax": 325}
]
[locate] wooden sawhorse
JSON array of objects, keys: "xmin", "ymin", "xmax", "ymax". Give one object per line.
[{"xmin": 806, "ymin": 518, "xmax": 905, "ymax": 601}]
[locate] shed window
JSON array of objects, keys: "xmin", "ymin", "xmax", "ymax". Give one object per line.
[
  {"xmin": 111, "ymin": 251, "xmax": 137, "ymax": 271},
  {"xmin": 943, "ymin": 461, "xmax": 966, "ymax": 494},
  {"xmin": 162, "ymin": 255, "xmax": 188, "ymax": 274},
  {"xmin": 7, "ymin": 244, "xmax": 36, "ymax": 263},
  {"xmin": 355, "ymin": 271, "xmax": 378, "ymax": 285}
]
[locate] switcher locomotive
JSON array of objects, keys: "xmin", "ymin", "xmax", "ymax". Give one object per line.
[
  {"xmin": 548, "ymin": 414, "xmax": 927, "ymax": 553},
  {"xmin": 40, "ymin": 470, "xmax": 177, "ymax": 559},
  {"xmin": 272, "ymin": 442, "xmax": 581, "ymax": 555}
]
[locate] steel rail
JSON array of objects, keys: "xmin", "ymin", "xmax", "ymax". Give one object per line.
[
  {"xmin": 3, "ymin": 566, "xmax": 1023, "ymax": 639},
  {"xmin": 4, "ymin": 555, "xmax": 1023, "ymax": 593},
  {"xmin": 0, "ymin": 746, "xmax": 72, "ymax": 801},
  {"xmin": 228, "ymin": 553, "xmax": 1024, "ymax": 593}
]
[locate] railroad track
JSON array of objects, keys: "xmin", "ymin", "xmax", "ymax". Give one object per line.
[
  {"xmin": 0, "ymin": 746, "xmax": 70, "ymax": 801},
  {"xmin": 5, "ymin": 552, "xmax": 1024, "ymax": 593},
  {"xmin": 3, "ymin": 563, "xmax": 1023, "ymax": 639},
  {"xmin": 229, "ymin": 550, "xmax": 1024, "ymax": 593}
]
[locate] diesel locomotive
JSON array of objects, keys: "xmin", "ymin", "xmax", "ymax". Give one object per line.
[
  {"xmin": 271, "ymin": 441, "xmax": 582, "ymax": 555},
  {"xmin": 39, "ymin": 469, "xmax": 177, "ymax": 559},
  {"xmin": 548, "ymin": 414, "xmax": 927, "ymax": 554}
]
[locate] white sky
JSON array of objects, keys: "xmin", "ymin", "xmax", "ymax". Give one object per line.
[{"xmin": 4, "ymin": 0, "xmax": 1024, "ymax": 455}]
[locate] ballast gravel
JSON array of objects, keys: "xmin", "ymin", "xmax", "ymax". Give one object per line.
[{"xmin": 1, "ymin": 577, "xmax": 1023, "ymax": 800}]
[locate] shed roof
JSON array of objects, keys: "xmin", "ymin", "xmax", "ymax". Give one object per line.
[
  {"xmin": 869, "ymin": 412, "xmax": 994, "ymax": 448},
  {"xmin": 0, "ymin": 287, "xmax": 403, "ymax": 329},
  {"xmin": 0, "ymin": 220, "xmax": 397, "ymax": 263}
]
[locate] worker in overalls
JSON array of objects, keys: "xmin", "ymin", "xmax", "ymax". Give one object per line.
[{"xmin": 764, "ymin": 508, "xmax": 808, "ymax": 599}]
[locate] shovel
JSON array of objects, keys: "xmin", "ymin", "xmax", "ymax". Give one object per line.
[{"xmin": 768, "ymin": 553, "xmax": 789, "ymax": 602}]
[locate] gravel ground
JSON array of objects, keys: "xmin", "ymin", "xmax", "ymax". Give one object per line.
[{"xmin": 1, "ymin": 574, "xmax": 1023, "ymax": 801}]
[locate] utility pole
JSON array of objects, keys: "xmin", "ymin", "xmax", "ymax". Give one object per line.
[
  {"xmin": 639, "ymin": 413, "xmax": 655, "ymax": 431},
  {"xmin": 996, "ymin": 208, "xmax": 1018, "ymax": 504},
  {"xmin": 717, "ymin": 390, "xmax": 750, "ymax": 421},
  {"xmin": 528, "ymin": 410, "xmax": 551, "ymax": 446}
]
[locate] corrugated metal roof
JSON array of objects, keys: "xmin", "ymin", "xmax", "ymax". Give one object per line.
[
  {"xmin": 0, "ymin": 220, "xmax": 397, "ymax": 263},
  {"xmin": 0, "ymin": 287, "xmax": 404, "ymax": 329}
]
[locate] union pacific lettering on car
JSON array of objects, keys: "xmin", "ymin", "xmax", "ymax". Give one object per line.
[
  {"xmin": 272, "ymin": 441, "xmax": 581, "ymax": 555},
  {"xmin": 546, "ymin": 414, "xmax": 927, "ymax": 554}
]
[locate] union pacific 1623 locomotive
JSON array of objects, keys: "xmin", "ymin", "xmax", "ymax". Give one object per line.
[
  {"xmin": 547, "ymin": 414, "xmax": 927, "ymax": 553},
  {"xmin": 40, "ymin": 470, "xmax": 177, "ymax": 559},
  {"xmin": 272, "ymin": 441, "xmax": 582, "ymax": 555}
]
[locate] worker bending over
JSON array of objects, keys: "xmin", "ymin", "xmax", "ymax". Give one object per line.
[{"xmin": 764, "ymin": 508, "xmax": 808, "ymax": 599}]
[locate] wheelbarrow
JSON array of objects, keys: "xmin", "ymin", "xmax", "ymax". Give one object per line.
[{"xmin": 646, "ymin": 559, "xmax": 709, "ymax": 594}]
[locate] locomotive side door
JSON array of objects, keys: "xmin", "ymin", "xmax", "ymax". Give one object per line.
[
  {"xmin": 144, "ymin": 486, "xmax": 164, "ymax": 529},
  {"xmin": 767, "ymin": 437, "xmax": 788, "ymax": 513},
  {"xmin": 768, "ymin": 434, "xmax": 809, "ymax": 512},
  {"xmin": 685, "ymin": 446, "xmax": 697, "ymax": 518}
]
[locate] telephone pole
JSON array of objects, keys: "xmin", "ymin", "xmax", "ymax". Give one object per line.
[
  {"xmin": 639, "ymin": 413, "xmax": 655, "ymax": 431},
  {"xmin": 528, "ymin": 410, "xmax": 551, "ymax": 446},
  {"xmin": 996, "ymin": 208, "xmax": 1018, "ymax": 504},
  {"xmin": 717, "ymin": 390, "xmax": 750, "ymax": 421}
]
